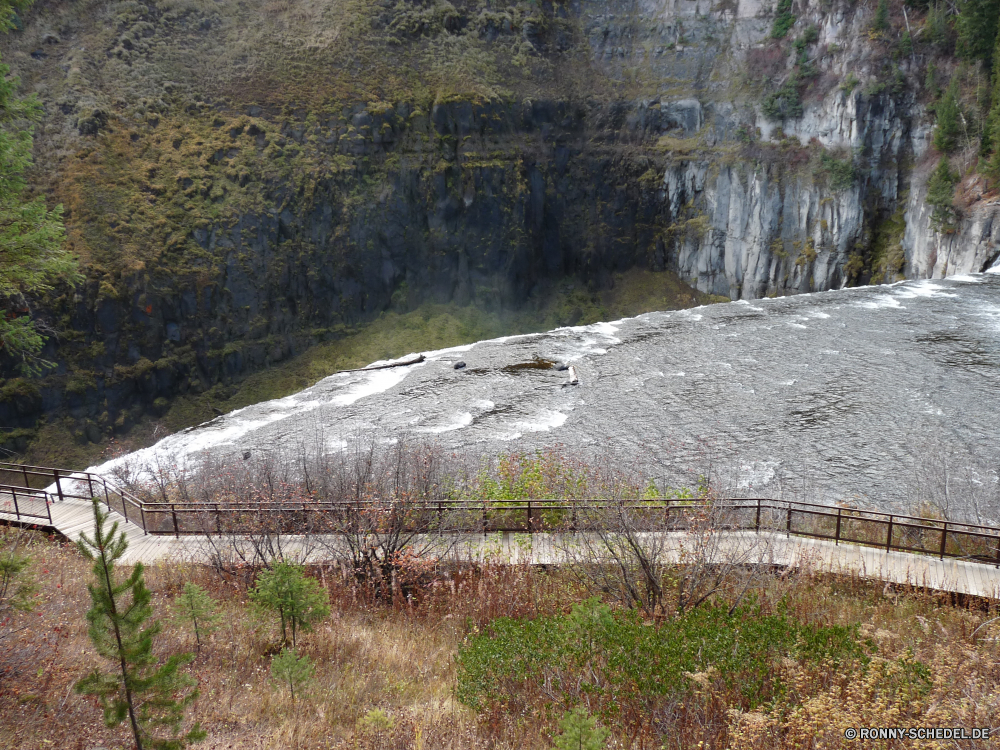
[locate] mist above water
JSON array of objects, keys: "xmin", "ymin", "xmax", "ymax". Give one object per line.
[{"xmin": 93, "ymin": 273, "xmax": 1000, "ymax": 522}]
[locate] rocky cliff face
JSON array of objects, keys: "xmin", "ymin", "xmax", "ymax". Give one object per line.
[{"xmin": 0, "ymin": 0, "xmax": 992, "ymax": 460}]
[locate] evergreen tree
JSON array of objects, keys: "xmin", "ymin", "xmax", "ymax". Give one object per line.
[
  {"xmin": 0, "ymin": 0, "xmax": 79, "ymax": 372},
  {"xmin": 926, "ymin": 157, "xmax": 958, "ymax": 229},
  {"xmin": 249, "ymin": 562, "xmax": 330, "ymax": 647},
  {"xmin": 873, "ymin": 0, "xmax": 890, "ymax": 33},
  {"xmin": 173, "ymin": 583, "xmax": 219, "ymax": 652},
  {"xmin": 75, "ymin": 499, "xmax": 204, "ymax": 750},
  {"xmin": 0, "ymin": 528, "xmax": 35, "ymax": 613},
  {"xmin": 927, "ymin": 2, "xmax": 952, "ymax": 52},
  {"xmin": 956, "ymin": 0, "xmax": 1000, "ymax": 67},
  {"xmin": 983, "ymin": 12, "xmax": 1000, "ymax": 170},
  {"xmin": 270, "ymin": 648, "xmax": 314, "ymax": 703},
  {"xmin": 933, "ymin": 78, "xmax": 962, "ymax": 153},
  {"xmin": 554, "ymin": 706, "xmax": 610, "ymax": 750}
]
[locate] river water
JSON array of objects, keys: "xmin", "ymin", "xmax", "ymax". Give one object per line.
[{"xmin": 93, "ymin": 272, "xmax": 1000, "ymax": 518}]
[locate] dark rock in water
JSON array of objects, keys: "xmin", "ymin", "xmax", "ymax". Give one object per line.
[
  {"xmin": 243, "ymin": 450, "xmax": 251, "ymax": 460},
  {"xmin": 211, "ymin": 406, "xmax": 224, "ymax": 416},
  {"xmin": 555, "ymin": 362, "xmax": 569, "ymax": 371},
  {"xmin": 454, "ymin": 361, "xmax": 466, "ymax": 370}
]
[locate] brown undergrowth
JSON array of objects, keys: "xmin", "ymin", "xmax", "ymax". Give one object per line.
[{"xmin": 1, "ymin": 527, "xmax": 999, "ymax": 749}]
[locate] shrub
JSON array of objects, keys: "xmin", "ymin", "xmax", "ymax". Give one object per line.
[
  {"xmin": 771, "ymin": 0, "xmax": 796, "ymax": 39},
  {"xmin": 840, "ymin": 72, "xmax": 861, "ymax": 93},
  {"xmin": 818, "ymin": 152, "xmax": 856, "ymax": 191},
  {"xmin": 763, "ymin": 75, "xmax": 803, "ymax": 120},
  {"xmin": 456, "ymin": 598, "xmax": 867, "ymax": 725}
]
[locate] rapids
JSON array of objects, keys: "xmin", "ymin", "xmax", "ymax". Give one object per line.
[{"xmin": 92, "ymin": 273, "xmax": 1000, "ymax": 518}]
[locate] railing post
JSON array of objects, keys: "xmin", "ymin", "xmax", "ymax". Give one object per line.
[
  {"xmin": 87, "ymin": 474, "xmax": 94, "ymax": 499},
  {"xmin": 527, "ymin": 499, "xmax": 532, "ymax": 531},
  {"xmin": 11, "ymin": 488, "xmax": 20, "ymax": 520},
  {"xmin": 172, "ymin": 503, "xmax": 179, "ymax": 538},
  {"xmin": 216, "ymin": 503, "xmax": 221, "ymax": 535},
  {"xmin": 886, "ymin": 515, "xmax": 893, "ymax": 553},
  {"xmin": 53, "ymin": 470, "xmax": 64, "ymax": 503},
  {"xmin": 121, "ymin": 487, "xmax": 129, "ymax": 523},
  {"xmin": 786, "ymin": 505, "xmax": 791, "ymax": 537},
  {"xmin": 103, "ymin": 481, "xmax": 111, "ymax": 510},
  {"xmin": 994, "ymin": 535, "xmax": 1000, "ymax": 569},
  {"xmin": 482, "ymin": 504, "xmax": 487, "ymax": 538},
  {"xmin": 835, "ymin": 508, "xmax": 842, "ymax": 546},
  {"xmin": 940, "ymin": 522, "xmax": 948, "ymax": 559},
  {"xmin": 45, "ymin": 492, "xmax": 52, "ymax": 525},
  {"xmin": 141, "ymin": 504, "xmax": 147, "ymax": 535},
  {"xmin": 755, "ymin": 498, "xmax": 761, "ymax": 533},
  {"xmin": 21, "ymin": 465, "xmax": 29, "ymax": 488}
]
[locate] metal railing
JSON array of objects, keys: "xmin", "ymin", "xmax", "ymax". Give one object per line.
[
  {"xmin": 0, "ymin": 462, "xmax": 148, "ymax": 533},
  {"xmin": 0, "ymin": 462, "xmax": 998, "ymax": 565},
  {"xmin": 0, "ymin": 483, "xmax": 52, "ymax": 526}
]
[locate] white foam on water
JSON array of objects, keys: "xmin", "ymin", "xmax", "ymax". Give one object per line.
[
  {"xmin": 89, "ymin": 360, "xmax": 423, "ymax": 479},
  {"xmin": 515, "ymin": 409, "xmax": 569, "ymax": 433},
  {"xmin": 424, "ymin": 342, "xmax": 477, "ymax": 358},
  {"xmin": 857, "ymin": 294, "xmax": 903, "ymax": 310},
  {"xmin": 420, "ymin": 412, "xmax": 474, "ymax": 434},
  {"xmin": 330, "ymin": 366, "xmax": 415, "ymax": 407},
  {"xmin": 736, "ymin": 460, "xmax": 778, "ymax": 490},
  {"xmin": 949, "ymin": 274, "xmax": 984, "ymax": 283},
  {"xmin": 787, "ymin": 322, "xmax": 808, "ymax": 329},
  {"xmin": 894, "ymin": 280, "xmax": 957, "ymax": 299}
]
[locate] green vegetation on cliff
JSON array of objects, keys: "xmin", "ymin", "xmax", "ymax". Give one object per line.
[{"xmin": 0, "ymin": 0, "xmax": 77, "ymax": 372}]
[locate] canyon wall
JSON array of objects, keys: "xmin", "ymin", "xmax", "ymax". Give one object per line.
[{"xmin": 0, "ymin": 0, "xmax": 993, "ymax": 458}]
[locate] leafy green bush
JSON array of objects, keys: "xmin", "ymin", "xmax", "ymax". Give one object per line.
[{"xmin": 456, "ymin": 598, "xmax": 867, "ymax": 722}]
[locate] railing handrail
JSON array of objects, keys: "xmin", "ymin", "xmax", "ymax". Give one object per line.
[{"xmin": 2, "ymin": 463, "xmax": 1000, "ymax": 565}]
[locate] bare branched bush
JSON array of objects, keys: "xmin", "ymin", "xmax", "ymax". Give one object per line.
[{"xmin": 560, "ymin": 499, "xmax": 774, "ymax": 619}]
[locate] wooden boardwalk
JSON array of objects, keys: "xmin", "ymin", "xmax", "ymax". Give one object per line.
[{"xmin": 3, "ymin": 492, "xmax": 1000, "ymax": 598}]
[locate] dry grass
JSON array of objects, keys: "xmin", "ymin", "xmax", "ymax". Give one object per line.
[{"xmin": 2, "ymin": 527, "xmax": 1000, "ymax": 749}]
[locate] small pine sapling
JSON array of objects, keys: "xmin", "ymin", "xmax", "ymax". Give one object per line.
[
  {"xmin": 249, "ymin": 562, "xmax": 330, "ymax": 647},
  {"xmin": 270, "ymin": 647, "xmax": 314, "ymax": 702},
  {"xmin": 871, "ymin": 0, "xmax": 889, "ymax": 33},
  {"xmin": 75, "ymin": 499, "xmax": 204, "ymax": 750},
  {"xmin": 173, "ymin": 583, "xmax": 219, "ymax": 652},
  {"xmin": 0, "ymin": 529, "xmax": 37, "ymax": 614},
  {"xmin": 554, "ymin": 706, "xmax": 610, "ymax": 750}
]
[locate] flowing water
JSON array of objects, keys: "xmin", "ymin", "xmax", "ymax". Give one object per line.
[{"xmin": 94, "ymin": 272, "xmax": 1000, "ymax": 516}]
